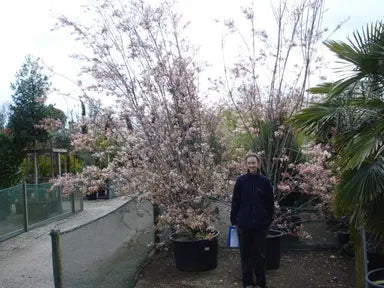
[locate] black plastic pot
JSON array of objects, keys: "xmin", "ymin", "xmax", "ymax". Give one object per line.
[
  {"xmin": 366, "ymin": 268, "xmax": 384, "ymax": 287},
  {"xmin": 266, "ymin": 229, "xmax": 284, "ymax": 270},
  {"xmin": 170, "ymin": 231, "xmax": 219, "ymax": 272},
  {"xmin": 86, "ymin": 193, "xmax": 97, "ymax": 200}
]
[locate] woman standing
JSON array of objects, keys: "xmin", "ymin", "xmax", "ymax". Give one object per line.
[{"xmin": 230, "ymin": 153, "xmax": 274, "ymax": 288}]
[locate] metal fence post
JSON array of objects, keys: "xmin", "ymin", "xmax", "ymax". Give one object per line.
[
  {"xmin": 80, "ymin": 190, "xmax": 84, "ymax": 211},
  {"xmin": 71, "ymin": 192, "xmax": 75, "ymax": 214},
  {"xmin": 50, "ymin": 229, "xmax": 63, "ymax": 288},
  {"xmin": 22, "ymin": 182, "xmax": 29, "ymax": 232},
  {"xmin": 58, "ymin": 184, "xmax": 63, "ymax": 214},
  {"xmin": 106, "ymin": 178, "xmax": 110, "ymax": 199}
]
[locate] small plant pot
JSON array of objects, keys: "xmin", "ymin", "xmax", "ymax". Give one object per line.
[
  {"xmin": 366, "ymin": 268, "xmax": 384, "ymax": 287},
  {"xmin": 86, "ymin": 193, "xmax": 97, "ymax": 200},
  {"xmin": 267, "ymin": 229, "xmax": 284, "ymax": 270},
  {"xmin": 170, "ymin": 231, "xmax": 219, "ymax": 272}
]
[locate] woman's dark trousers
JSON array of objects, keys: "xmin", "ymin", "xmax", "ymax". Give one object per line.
[{"xmin": 238, "ymin": 227, "xmax": 267, "ymax": 288}]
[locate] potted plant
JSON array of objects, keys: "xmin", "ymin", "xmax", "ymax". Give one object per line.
[
  {"xmin": 54, "ymin": 68, "xmax": 228, "ymax": 270},
  {"xmin": 53, "ymin": 0, "xmax": 230, "ymax": 272}
]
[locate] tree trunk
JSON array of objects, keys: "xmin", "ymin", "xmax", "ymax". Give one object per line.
[{"xmin": 352, "ymin": 229, "xmax": 366, "ymax": 288}]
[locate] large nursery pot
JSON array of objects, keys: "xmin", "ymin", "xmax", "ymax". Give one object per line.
[
  {"xmin": 266, "ymin": 229, "xmax": 284, "ymax": 270},
  {"xmin": 366, "ymin": 268, "xmax": 384, "ymax": 287},
  {"xmin": 170, "ymin": 230, "xmax": 219, "ymax": 272}
]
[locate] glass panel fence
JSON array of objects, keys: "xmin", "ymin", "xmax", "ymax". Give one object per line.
[{"xmin": 0, "ymin": 184, "xmax": 24, "ymax": 239}]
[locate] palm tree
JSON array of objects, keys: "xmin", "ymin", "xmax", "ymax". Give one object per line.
[
  {"xmin": 292, "ymin": 21, "xmax": 384, "ymax": 233},
  {"xmin": 291, "ymin": 22, "xmax": 384, "ymax": 286}
]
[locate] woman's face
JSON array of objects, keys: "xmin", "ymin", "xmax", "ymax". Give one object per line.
[{"xmin": 246, "ymin": 156, "xmax": 259, "ymax": 173}]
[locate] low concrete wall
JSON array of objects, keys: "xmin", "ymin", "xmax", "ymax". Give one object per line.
[{"xmin": 52, "ymin": 199, "xmax": 154, "ymax": 288}]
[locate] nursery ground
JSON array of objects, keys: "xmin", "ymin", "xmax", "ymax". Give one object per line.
[{"xmin": 134, "ymin": 248, "xmax": 355, "ymax": 288}]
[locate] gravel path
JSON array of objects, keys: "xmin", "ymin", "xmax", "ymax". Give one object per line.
[
  {"xmin": 135, "ymin": 248, "xmax": 355, "ymax": 288},
  {"xmin": 0, "ymin": 197, "xmax": 130, "ymax": 288}
]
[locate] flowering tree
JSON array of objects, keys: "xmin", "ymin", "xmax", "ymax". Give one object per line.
[
  {"xmin": 53, "ymin": 0, "xmax": 229, "ymax": 238},
  {"xmin": 268, "ymin": 142, "xmax": 336, "ymax": 238},
  {"xmin": 217, "ymin": 0, "xmax": 327, "ymax": 189},
  {"xmin": 277, "ymin": 142, "xmax": 336, "ymax": 203},
  {"xmin": 34, "ymin": 118, "xmax": 63, "ymax": 132}
]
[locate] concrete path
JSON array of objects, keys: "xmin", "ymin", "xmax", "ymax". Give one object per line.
[{"xmin": 0, "ymin": 197, "xmax": 129, "ymax": 288}]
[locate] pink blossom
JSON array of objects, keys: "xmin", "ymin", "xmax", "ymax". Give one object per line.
[
  {"xmin": 34, "ymin": 118, "xmax": 62, "ymax": 132},
  {"xmin": 277, "ymin": 142, "xmax": 336, "ymax": 201}
]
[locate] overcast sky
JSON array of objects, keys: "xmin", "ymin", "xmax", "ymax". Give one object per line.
[{"xmin": 0, "ymin": 0, "xmax": 382, "ymax": 117}]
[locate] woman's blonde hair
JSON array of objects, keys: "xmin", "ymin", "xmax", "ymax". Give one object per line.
[{"xmin": 245, "ymin": 152, "xmax": 260, "ymax": 162}]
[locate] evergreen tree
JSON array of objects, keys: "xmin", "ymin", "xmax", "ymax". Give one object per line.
[
  {"xmin": 1, "ymin": 56, "xmax": 67, "ymax": 188},
  {"xmin": 0, "ymin": 133, "xmax": 22, "ymax": 188},
  {"xmin": 8, "ymin": 55, "xmax": 51, "ymax": 149}
]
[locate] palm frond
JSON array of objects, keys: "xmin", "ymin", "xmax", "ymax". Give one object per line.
[
  {"xmin": 336, "ymin": 132, "xmax": 384, "ymax": 170},
  {"xmin": 335, "ymin": 157, "xmax": 384, "ymax": 219},
  {"xmin": 290, "ymin": 99, "xmax": 350, "ymax": 139},
  {"xmin": 351, "ymin": 97, "xmax": 384, "ymax": 109},
  {"xmin": 308, "ymin": 83, "xmax": 335, "ymax": 94},
  {"xmin": 298, "ymin": 21, "xmax": 384, "ymax": 235},
  {"xmin": 323, "ymin": 21, "xmax": 384, "ymax": 94},
  {"xmin": 333, "ymin": 97, "xmax": 384, "ymax": 169}
]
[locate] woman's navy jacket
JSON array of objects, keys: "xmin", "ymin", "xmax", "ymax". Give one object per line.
[{"xmin": 230, "ymin": 172, "xmax": 274, "ymax": 230}]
